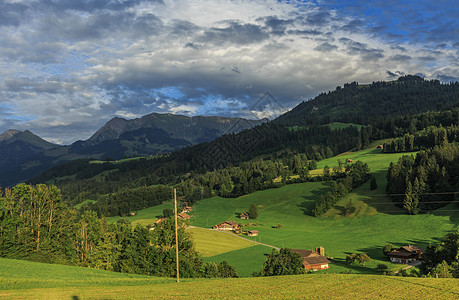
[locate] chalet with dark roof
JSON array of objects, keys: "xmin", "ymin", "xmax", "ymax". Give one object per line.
[
  {"xmin": 213, "ymin": 220, "xmax": 240, "ymax": 231},
  {"xmin": 387, "ymin": 245, "xmax": 423, "ymax": 264},
  {"xmin": 291, "ymin": 248, "xmax": 330, "ymax": 271}
]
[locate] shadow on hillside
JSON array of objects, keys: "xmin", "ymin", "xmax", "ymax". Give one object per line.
[
  {"xmin": 430, "ymin": 205, "xmax": 459, "ymax": 226},
  {"xmin": 330, "ymin": 257, "xmax": 378, "ymax": 275},
  {"xmin": 346, "ymin": 169, "xmax": 406, "ymax": 215},
  {"xmin": 297, "ymin": 186, "xmax": 330, "ymax": 216}
]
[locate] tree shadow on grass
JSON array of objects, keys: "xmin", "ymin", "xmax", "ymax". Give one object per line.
[
  {"xmin": 297, "ymin": 186, "xmax": 330, "ymax": 216},
  {"xmin": 345, "ymin": 169, "xmax": 406, "ymax": 215},
  {"xmin": 330, "ymin": 257, "xmax": 379, "ymax": 275}
]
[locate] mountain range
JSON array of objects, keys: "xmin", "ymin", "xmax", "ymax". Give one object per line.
[{"xmin": 0, "ymin": 113, "xmax": 266, "ymax": 187}]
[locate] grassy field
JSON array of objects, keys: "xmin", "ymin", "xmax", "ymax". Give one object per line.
[
  {"xmin": 107, "ymin": 200, "xmax": 175, "ymax": 226},
  {"xmin": 188, "ymin": 227, "xmax": 257, "ymax": 257},
  {"xmin": 102, "ymin": 147, "xmax": 458, "ymax": 277},
  {"xmin": 1, "ymin": 258, "xmax": 459, "ymax": 299}
]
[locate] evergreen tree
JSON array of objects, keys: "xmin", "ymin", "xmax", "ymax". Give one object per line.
[
  {"xmin": 370, "ymin": 175, "xmax": 377, "ymax": 190},
  {"xmin": 248, "ymin": 203, "xmax": 258, "ymax": 219}
]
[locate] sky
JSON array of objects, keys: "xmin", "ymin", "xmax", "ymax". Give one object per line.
[{"xmin": 0, "ymin": 0, "xmax": 458, "ymax": 145}]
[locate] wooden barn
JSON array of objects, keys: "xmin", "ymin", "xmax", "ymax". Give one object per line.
[
  {"xmin": 247, "ymin": 230, "xmax": 259, "ymax": 237},
  {"xmin": 292, "ymin": 248, "xmax": 330, "ymax": 271}
]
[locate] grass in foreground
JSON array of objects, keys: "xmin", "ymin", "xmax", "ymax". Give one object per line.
[{"xmin": 1, "ymin": 258, "xmax": 458, "ymax": 300}]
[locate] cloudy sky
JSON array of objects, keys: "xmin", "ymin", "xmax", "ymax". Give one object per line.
[{"xmin": 1, "ymin": 0, "xmax": 458, "ymax": 144}]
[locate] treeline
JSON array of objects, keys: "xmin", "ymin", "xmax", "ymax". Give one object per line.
[
  {"xmin": 383, "ymin": 125, "xmax": 459, "ymax": 153},
  {"xmin": 0, "ymin": 184, "xmax": 238, "ymax": 278},
  {"xmin": 421, "ymin": 231, "xmax": 459, "ymax": 278},
  {"xmin": 312, "ymin": 161, "xmax": 371, "ymax": 216},
  {"xmin": 80, "ymin": 153, "xmax": 319, "ymax": 217},
  {"xmin": 82, "ymin": 185, "xmax": 173, "ymax": 217},
  {"xmin": 276, "ymin": 75, "xmax": 459, "ymax": 126},
  {"xmin": 386, "ymin": 143, "xmax": 459, "ymax": 214}
]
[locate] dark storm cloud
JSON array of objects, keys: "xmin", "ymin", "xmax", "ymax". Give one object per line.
[
  {"xmin": 260, "ymin": 16, "xmax": 293, "ymax": 36},
  {"xmin": 169, "ymin": 20, "xmax": 200, "ymax": 36},
  {"xmin": 386, "ymin": 70, "xmax": 404, "ymax": 79},
  {"xmin": 39, "ymin": 11, "xmax": 162, "ymax": 42},
  {"xmin": 198, "ymin": 21, "xmax": 269, "ymax": 45},
  {"xmin": 314, "ymin": 42, "xmax": 338, "ymax": 52},
  {"xmin": 339, "ymin": 38, "xmax": 384, "ymax": 60},
  {"xmin": 287, "ymin": 29, "xmax": 322, "ymax": 36},
  {"xmin": 390, "ymin": 54, "xmax": 412, "ymax": 62},
  {"xmin": 437, "ymin": 74, "xmax": 459, "ymax": 83},
  {"xmin": 418, "ymin": 56, "xmax": 436, "ymax": 62},
  {"xmin": 39, "ymin": 0, "xmax": 152, "ymax": 12},
  {"xmin": 0, "ymin": 2, "xmax": 29, "ymax": 27},
  {"xmin": 340, "ymin": 19, "xmax": 365, "ymax": 33},
  {"xmin": 184, "ymin": 42, "xmax": 200, "ymax": 50},
  {"xmin": 305, "ymin": 11, "xmax": 332, "ymax": 26}
]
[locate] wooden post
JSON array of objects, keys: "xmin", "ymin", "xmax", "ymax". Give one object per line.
[{"xmin": 174, "ymin": 188, "xmax": 180, "ymax": 283}]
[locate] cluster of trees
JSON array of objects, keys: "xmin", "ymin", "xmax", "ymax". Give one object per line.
[
  {"xmin": 0, "ymin": 184, "xmax": 238, "ymax": 279},
  {"xmin": 312, "ymin": 161, "xmax": 371, "ymax": 216},
  {"xmin": 383, "ymin": 125, "xmax": 459, "ymax": 153},
  {"xmin": 386, "ymin": 143, "xmax": 459, "ymax": 213},
  {"xmin": 421, "ymin": 231, "xmax": 459, "ymax": 278},
  {"xmin": 81, "ymin": 185, "xmax": 173, "ymax": 217},
  {"xmin": 346, "ymin": 253, "xmax": 371, "ymax": 267},
  {"xmin": 253, "ymin": 248, "xmax": 305, "ymax": 276}
]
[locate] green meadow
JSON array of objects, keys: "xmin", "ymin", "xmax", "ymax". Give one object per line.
[
  {"xmin": 101, "ymin": 147, "xmax": 458, "ymax": 277},
  {"xmin": 1, "ymin": 258, "xmax": 458, "ymax": 299}
]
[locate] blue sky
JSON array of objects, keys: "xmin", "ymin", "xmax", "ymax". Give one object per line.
[{"xmin": 0, "ymin": 0, "xmax": 457, "ymax": 144}]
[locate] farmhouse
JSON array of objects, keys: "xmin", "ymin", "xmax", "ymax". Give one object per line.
[
  {"xmin": 377, "ymin": 145, "xmax": 384, "ymax": 150},
  {"xmin": 213, "ymin": 220, "xmax": 240, "ymax": 231},
  {"xmin": 240, "ymin": 212, "xmax": 250, "ymax": 219},
  {"xmin": 292, "ymin": 247, "xmax": 330, "ymax": 271},
  {"xmin": 346, "ymin": 159, "xmax": 354, "ymax": 163},
  {"xmin": 247, "ymin": 230, "xmax": 259, "ymax": 237},
  {"xmin": 178, "ymin": 213, "xmax": 191, "ymax": 220},
  {"xmin": 387, "ymin": 245, "xmax": 423, "ymax": 264},
  {"xmin": 182, "ymin": 206, "xmax": 193, "ymax": 213}
]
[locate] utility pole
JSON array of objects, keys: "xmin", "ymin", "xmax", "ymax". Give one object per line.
[{"xmin": 174, "ymin": 188, "xmax": 179, "ymax": 283}]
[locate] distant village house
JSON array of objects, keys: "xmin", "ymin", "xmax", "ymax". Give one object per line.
[
  {"xmin": 182, "ymin": 206, "xmax": 193, "ymax": 213},
  {"xmin": 387, "ymin": 245, "xmax": 423, "ymax": 264},
  {"xmin": 247, "ymin": 230, "xmax": 259, "ymax": 237},
  {"xmin": 240, "ymin": 212, "xmax": 250, "ymax": 220},
  {"xmin": 178, "ymin": 213, "xmax": 191, "ymax": 220},
  {"xmin": 213, "ymin": 220, "xmax": 240, "ymax": 231}
]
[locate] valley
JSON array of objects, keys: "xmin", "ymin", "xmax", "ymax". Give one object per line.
[{"xmin": 1, "ymin": 77, "xmax": 458, "ymax": 298}]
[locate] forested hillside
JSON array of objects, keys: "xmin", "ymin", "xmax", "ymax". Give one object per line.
[
  {"xmin": 30, "ymin": 77, "xmax": 459, "ymax": 214},
  {"xmin": 275, "ymin": 75, "xmax": 459, "ymax": 126}
]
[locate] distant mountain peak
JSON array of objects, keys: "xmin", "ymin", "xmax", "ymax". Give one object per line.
[{"xmin": 0, "ymin": 129, "xmax": 22, "ymax": 141}]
